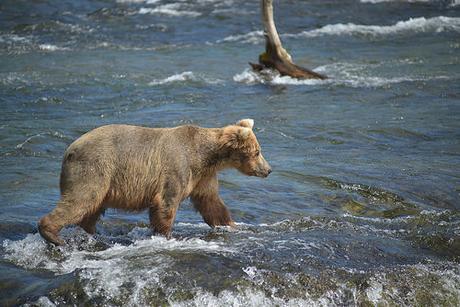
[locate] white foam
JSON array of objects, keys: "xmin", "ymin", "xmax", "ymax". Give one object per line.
[
  {"xmin": 38, "ymin": 44, "xmax": 69, "ymax": 51},
  {"xmin": 171, "ymin": 289, "xmax": 318, "ymax": 307},
  {"xmin": 233, "ymin": 68, "xmax": 326, "ymax": 86},
  {"xmin": 0, "ymin": 34, "xmax": 31, "ymax": 43},
  {"xmin": 117, "ymin": 0, "xmax": 159, "ymax": 3},
  {"xmin": 15, "ymin": 131, "xmax": 68, "ymax": 150},
  {"xmin": 1, "ymin": 35, "xmax": 73, "ymax": 53},
  {"xmin": 317, "ymin": 62, "xmax": 450, "ymax": 87},
  {"xmin": 24, "ymin": 296, "xmax": 57, "ymax": 307},
  {"xmin": 342, "ymin": 213, "xmax": 411, "ymax": 224},
  {"xmin": 242, "ymin": 266, "xmax": 258, "ymax": 279},
  {"xmin": 80, "ymin": 257, "xmax": 167, "ymax": 304},
  {"xmin": 3, "ymin": 229, "xmax": 234, "ymax": 304},
  {"xmin": 130, "ymin": 235, "xmax": 234, "ymax": 253},
  {"xmin": 170, "ymin": 262, "xmax": 460, "ymax": 307},
  {"xmin": 285, "ymin": 16, "xmax": 460, "ymax": 38},
  {"xmin": 18, "ymin": 21, "xmax": 93, "ymax": 35},
  {"xmin": 271, "ymin": 74, "xmax": 327, "ymax": 86},
  {"xmin": 419, "ymin": 209, "xmax": 451, "ymax": 216},
  {"xmin": 135, "ymin": 23, "xmax": 168, "ymax": 31},
  {"xmin": 217, "ymin": 17, "xmax": 460, "ymax": 44},
  {"xmin": 53, "ymin": 21, "xmax": 94, "ymax": 34},
  {"xmin": 3, "ymin": 231, "xmax": 233, "ymax": 274},
  {"xmin": 117, "ymin": 0, "xmax": 144, "ymax": 3},
  {"xmin": 171, "ymin": 286, "xmax": 358, "ymax": 307},
  {"xmin": 139, "ymin": 4, "xmax": 201, "ymax": 17},
  {"xmin": 217, "ymin": 31, "xmax": 263, "ymax": 44},
  {"xmin": 364, "ymin": 263, "xmax": 460, "ymax": 304},
  {"xmin": 149, "ymin": 71, "xmax": 223, "ymax": 85},
  {"xmin": 176, "ymin": 222, "xmax": 211, "ymax": 229},
  {"xmin": 361, "ymin": 0, "xmax": 429, "ymax": 2},
  {"xmin": 366, "ymin": 278, "xmax": 384, "ymax": 304},
  {"xmin": 232, "ymin": 68, "xmax": 322, "ymax": 86},
  {"xmin": 234, "ymin": 61, "xmax": 450, "ymax": 88},
  {"xmin": 2, "ymin": 234, "xmax": 54, "ymax": 270},
  {"xmin": 150, "ymin": 71, "xmax": 195, "ymax": 84},
  {"xmin": 4, "ymin": 227, "xmax": 460, "ymax": 305},
  {"xmin": 0, "ymin": 34, "xmax": 35, "ymax": 53},
  {"xmin": 233, "ymin": 69, "xmax": 263, "ymax": 84}
]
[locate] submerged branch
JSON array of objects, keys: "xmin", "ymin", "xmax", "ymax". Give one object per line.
[{"xmin": 250, "ymin": 0, "xmax": 326, "ymax": 80}]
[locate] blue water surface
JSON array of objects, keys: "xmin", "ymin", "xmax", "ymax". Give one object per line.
[{"xmin": 1, "ymin": 0, "xmax": 459, "ymax": 305}]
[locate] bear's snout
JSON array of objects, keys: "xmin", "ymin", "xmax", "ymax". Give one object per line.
[
  {"xmin": 255, "ymin": 156, "xmax": 271, "ymax": 178},
  {"xmin": 259, "ymin": 167, "xmax": 272, "ymax": 178}
]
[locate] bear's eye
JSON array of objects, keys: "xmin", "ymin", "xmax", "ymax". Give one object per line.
[{"xmin": 254, "ymin": 150, "xmax": 260, "ymax": 157}]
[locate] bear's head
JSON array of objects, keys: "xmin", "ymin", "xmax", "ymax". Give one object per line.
[{"xmin": 220, "ymin": 119, "xmax": 271, "ymax": 178}]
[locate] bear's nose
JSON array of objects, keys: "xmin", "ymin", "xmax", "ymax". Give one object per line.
[{"xmin": 267, "ymin": 168, "xmax": 272, "ymax": 175}]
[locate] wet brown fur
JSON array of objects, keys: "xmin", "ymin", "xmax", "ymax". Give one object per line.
[{"xmin": 38, "ymin": 120, "xmax": 271, "ymax": 245}]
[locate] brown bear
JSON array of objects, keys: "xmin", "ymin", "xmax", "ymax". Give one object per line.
[{"xmin": 38, "ymin": 119, "xmax": 271, "ymax": 245}]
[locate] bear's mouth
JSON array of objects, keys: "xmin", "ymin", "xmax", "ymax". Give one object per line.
[{"xmin": 253, "ymin": 170, "xmax": 271, "ymax": 178}]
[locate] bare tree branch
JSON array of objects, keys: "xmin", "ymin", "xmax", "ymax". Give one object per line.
[{"xmin": 250, "ymin": 0, "xmax": 326, "ymax": 80}]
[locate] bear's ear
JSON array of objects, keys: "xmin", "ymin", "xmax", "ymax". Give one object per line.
[
  {"xmin": 236, "ymin": 118, "xmax": 254, "ymax": 130},
  {"xmin": 240, "ymin": 127, "xmax": 251, "ymax": 139},
  {"xmin": 221, "ymin": 126, "xmax": 251, "ymax": 149}
]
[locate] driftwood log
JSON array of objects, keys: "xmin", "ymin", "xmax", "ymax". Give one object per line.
[{"xmin": 249, "ymin": 0, "xmax": 326, "ymax": 80}]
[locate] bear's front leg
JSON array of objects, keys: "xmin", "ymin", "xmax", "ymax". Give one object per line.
[
  {"xmin": 149, "ymin": 194, "xmax": 178, "ymax": 239},
  {"xmin": 191, "ymin": 195, "xmax": 235, "ymax": 228},
  {"xmin": 190, "ymin": 176, "xmax": 235, "ymax": 228}
]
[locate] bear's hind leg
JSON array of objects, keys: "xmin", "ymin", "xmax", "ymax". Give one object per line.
[
  {"xmin": 39, "ymin": 189, "xmax": 107, "ymax": 245},
  {"xmin": 149, "ymin": 195, "xmax": 179, "ymax": 239},
  {"xmin": 78, "ymin": 207, "xmax": 104, "ymax": 234},
  {"xmin": 38, "ymin": 197, "xmax": 87, "ymax": 246},
  {"xmin": 38, "ymin": 210, "xmax": 66, "ymax": 246}
]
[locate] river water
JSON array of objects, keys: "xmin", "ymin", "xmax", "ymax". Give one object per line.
[{"xmin": 1, "ymin": 0, "xmax": 460, "ymax": 306}]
